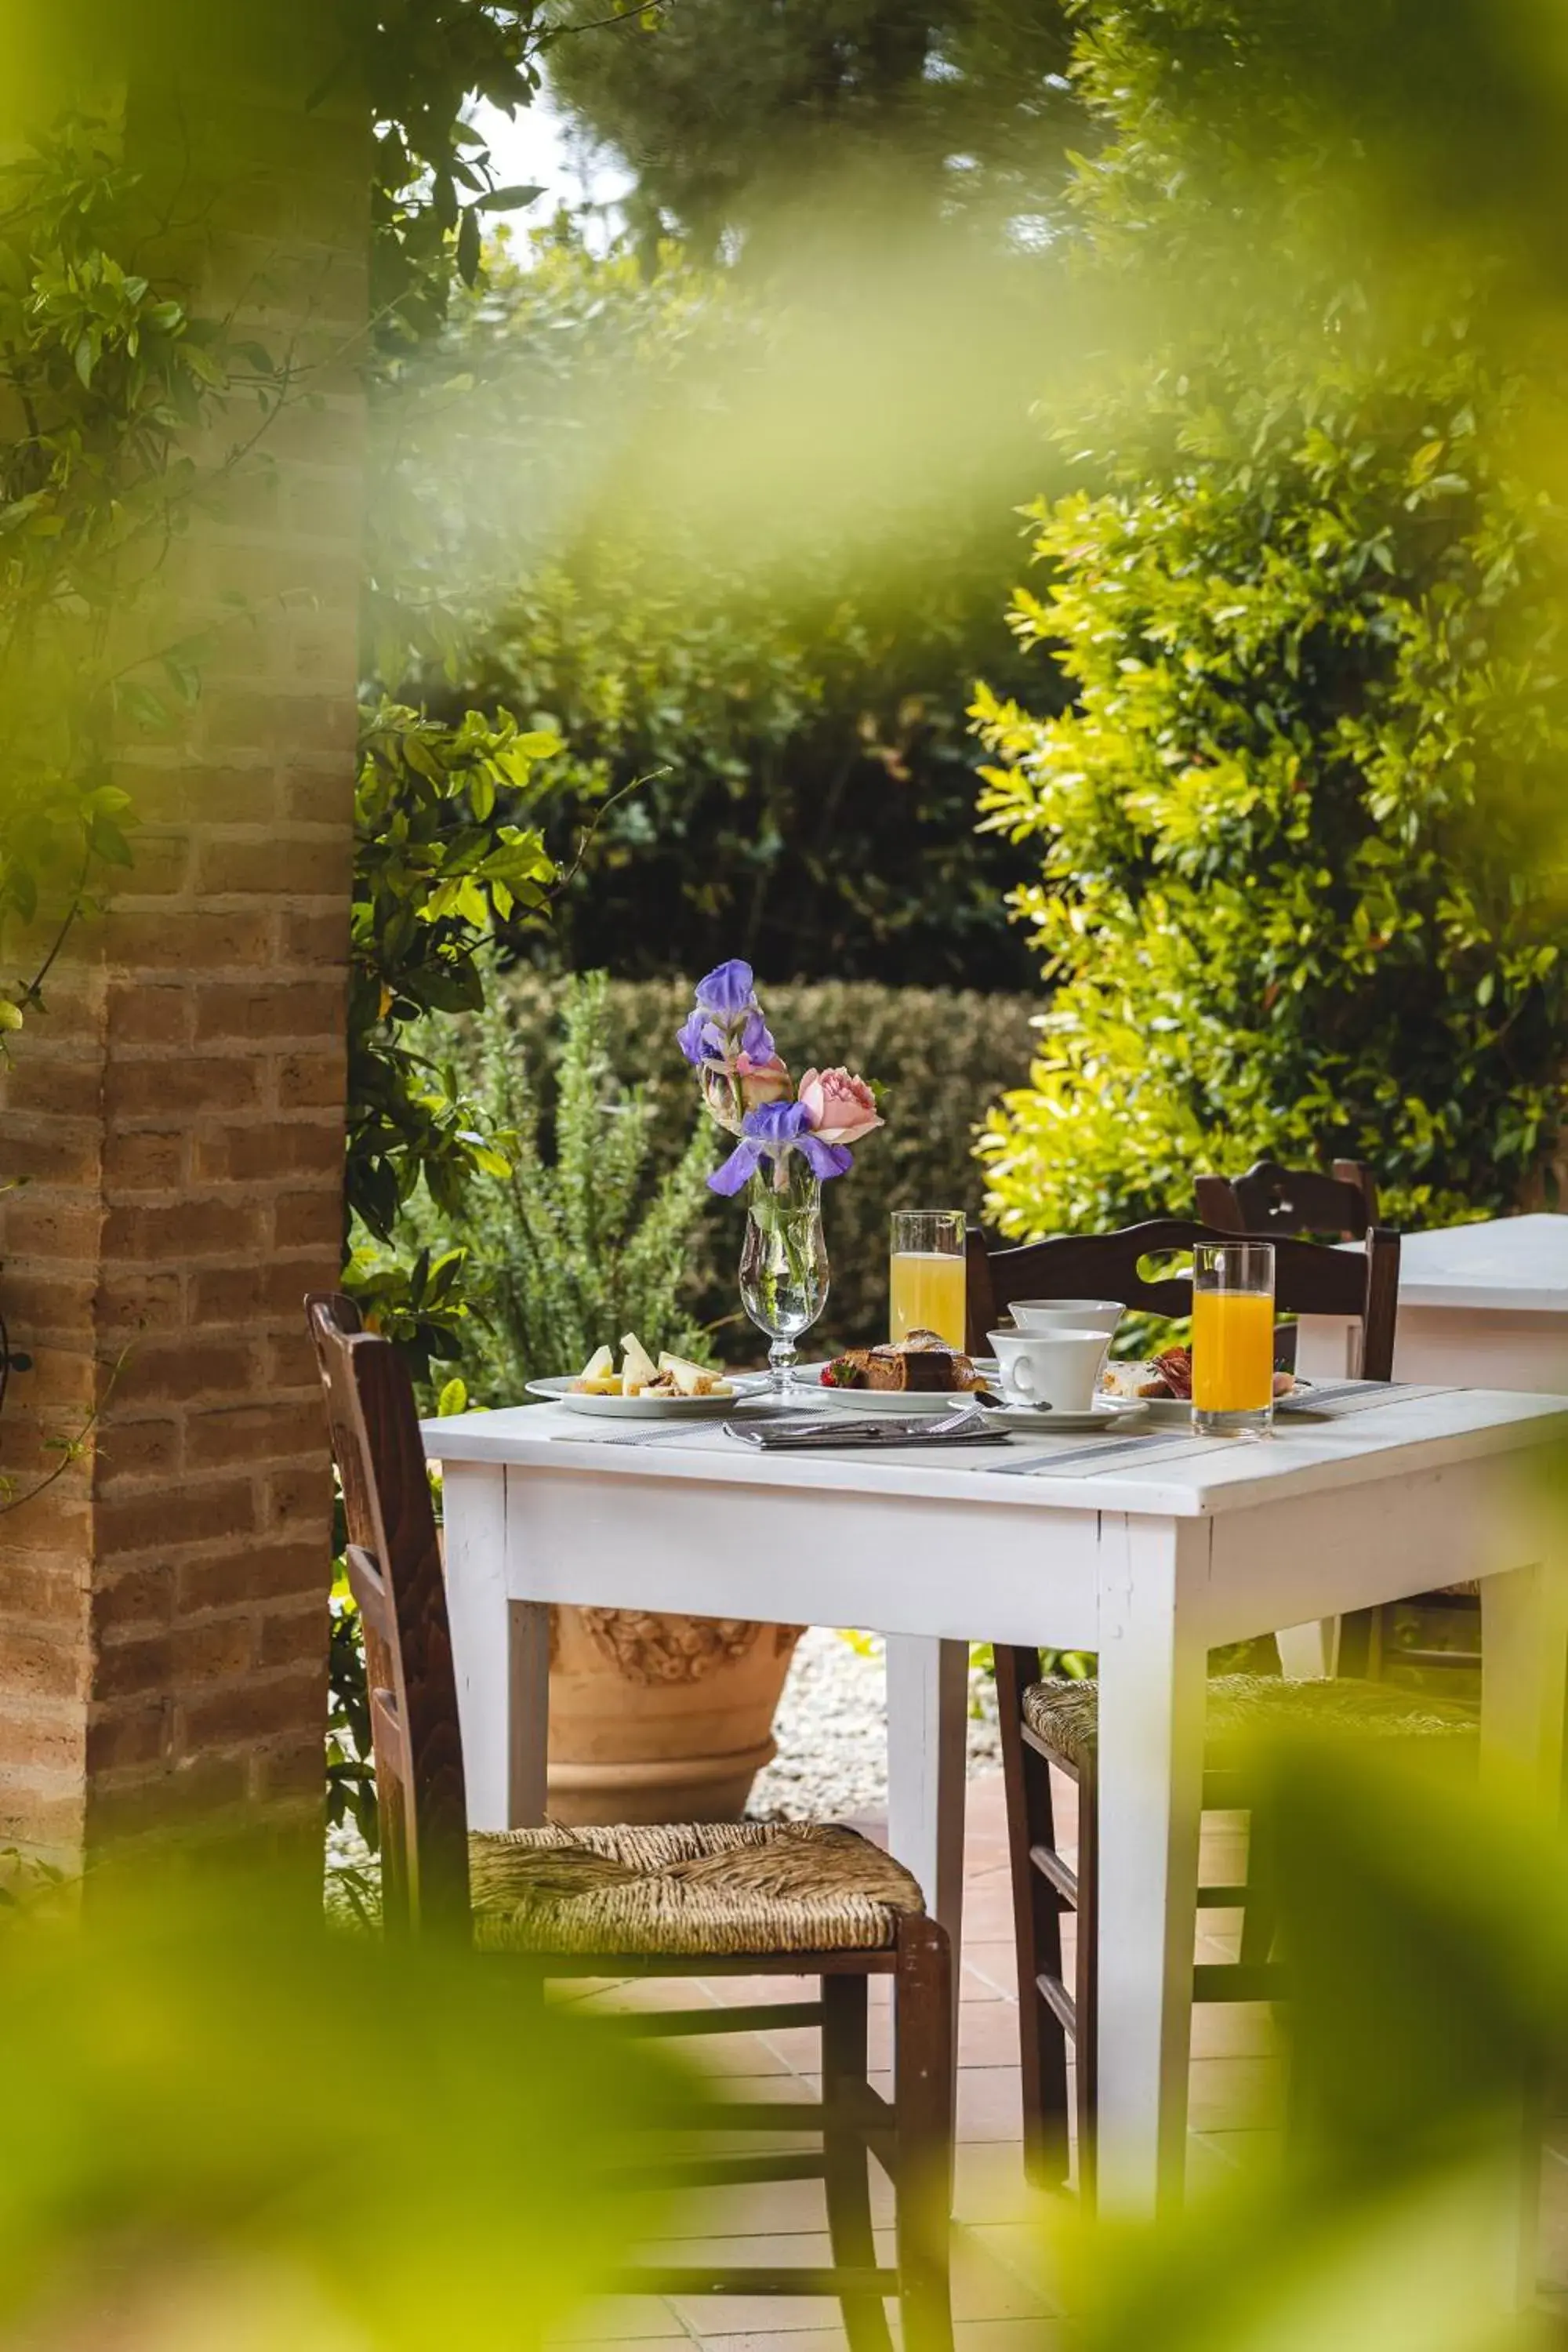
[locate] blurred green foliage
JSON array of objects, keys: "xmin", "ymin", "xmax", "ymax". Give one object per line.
[
  {"xmin": 0, "ymin": 1861, "xmax": 688, "ymax": 2349},
  {"xmin": 368, "ymin": 226, "xmax": 1044, "ymax": 988},
  {"xmin": 481, "ymin": 974, "xmax": 1040, "ymax": 1349},
  {"xmin": 343, "ymin": 702, "xmax": 563, "ymax": 1374},
  {"xmin": 974, "ymin": 4, "xmax": 1568, "ymax": 1240},
  {"xmin": 0, "ymin": 120, "xmax": 263, "ymax": 1032},
  {"xmin": 403, "ymin": 971, "xmax": 717, "ymax": 1399},
  {"xmin": 545, "ymin": 0, "xmax": 1080, "ymax": 259}
]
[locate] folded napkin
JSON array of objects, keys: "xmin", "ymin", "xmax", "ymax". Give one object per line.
[{"xmin": 724, "ymin": 1404, "xmax": 1011, "ymax": 1452}]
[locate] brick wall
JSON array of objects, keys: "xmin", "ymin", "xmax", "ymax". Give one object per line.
[{"xmin": 0, "ymin": 18, "xmax": 368, "ymax": 1864}]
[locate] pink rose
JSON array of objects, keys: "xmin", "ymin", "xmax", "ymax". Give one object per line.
[
  {"xmin": 797, "ymin": 1065, "xmax": 882, "ymax": 1148},
  {"xmin": 736, "ymin": 1051, "xmax": 793, "ymax": 1112}
]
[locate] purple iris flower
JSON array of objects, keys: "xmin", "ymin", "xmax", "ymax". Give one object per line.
[
  {"xmin": 739, "ymin": 1005, "xmax": 776, "ymax": 1065},
  {"xmin": 677, "ymin": 1008, "xmax": 729, "ymax": 1068},
  {"xmin": 694, "ymin": 959, "xmax": 756, "ymax": 1022},
  {"xmin": 708, "ymin": 1098, "xmax": 853, "ymax": 1195}
]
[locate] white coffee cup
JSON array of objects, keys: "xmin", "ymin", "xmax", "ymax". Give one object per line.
[
  {"xmin": 1008, "ymin": 1297, "xmax": 1123, "ymax": 1338},
  {"xmin": 987, "ymin": 1327, "xmax": 1111, "ymax": 1414}
]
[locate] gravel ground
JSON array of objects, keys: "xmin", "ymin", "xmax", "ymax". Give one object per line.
[
  {"xmin": 325, "ymin": 1629, "xmax": 1001, "ymax": 1917},
  {"xmin": 749, "ymin": 1626, "xmax": 1000, "ymax": 1821}
]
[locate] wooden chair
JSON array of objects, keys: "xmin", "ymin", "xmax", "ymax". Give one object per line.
[
  {"xmin": 306, "ymin": 1293, "xmax": 954, "ymax": 2352},
  {"xmin": 1192, "ymin": 1165, "xmax": 1479, "ymax": 1680},
  {"xmin": 1195, "ymin": 1157, "xmax": 1378, "ymax": 1240},
  {"xmin": 962, "ymin": 1222, "xmax": 1475, "ymax": 2204},
  {"xmin": 964, "ymin": 1214, "xmax": 1399, "ymax": 1379}
]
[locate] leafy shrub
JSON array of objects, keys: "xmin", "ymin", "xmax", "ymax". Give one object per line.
[
  {"xmin": 405, "ymin": 973, "xmax": 718, "ymax": 1397},
  {"xmin": 973, "ymin": 13, "xmax": 1568, "ymax": 1240},
  {"xmin": 369, "ymin": 227, "xmax": 1042, "ymax": 989},
  {"xmin": 482, "ymin": 975, "xmax": 1040, "ymax": 1351}
]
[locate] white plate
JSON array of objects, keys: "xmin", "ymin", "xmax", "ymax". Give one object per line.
[
  {"xmin": 987, "ymin": 1396, "xmax": 1150, "ymax": 1434},
  {"xmin": 793, "ymin": 1364, "xmax": 996, "ymax": 1417},
  {"xmin": 1102, "ymin": 1378, "xmax": 1316, "ymax": 1426},
  {"xmin": 527, "ymin": 1374, "xmax": 766, "ymax": 1420}
]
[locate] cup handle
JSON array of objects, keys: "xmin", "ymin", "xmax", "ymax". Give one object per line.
[{"xmin": 1009, "ymin": 1356, "xmax": 1036, "ymax": 1399}]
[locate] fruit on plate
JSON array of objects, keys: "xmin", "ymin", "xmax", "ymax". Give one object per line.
[
  {"xmin": 823, "ymin": 1329, "xmax": 984, "ymax": 1393},
  {"xmin": 1098, "ymin": 1345, "xmax": 1299, "ymax": 1402},
  {"xmin": 570, "ymin": 1335, "xmax": 733, "ymax": 1399}
]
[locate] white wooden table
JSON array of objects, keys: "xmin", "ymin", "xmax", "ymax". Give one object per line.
[
  {"xmin": 422, "ymin": 1385, "xmax": 1568, "ymax": 2219},
  {"xmin": 1298, "ymin": 1212, "xmax": 1568, "ymax": 1391}
]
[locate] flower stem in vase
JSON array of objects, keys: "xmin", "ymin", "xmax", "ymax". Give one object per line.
[{"xmin": 739, "ymin": 1163, "xmax": 829, "ymax": 1396}]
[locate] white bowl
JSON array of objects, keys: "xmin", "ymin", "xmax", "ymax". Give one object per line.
[{"xmin": 1008, "ymin": 1298, "xmax": 1124, "ymax": 1336}]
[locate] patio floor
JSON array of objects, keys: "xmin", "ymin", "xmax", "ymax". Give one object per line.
[{"xmin": 550, "ymin": 1769, "xmax": 1568, "ymax": 2349}]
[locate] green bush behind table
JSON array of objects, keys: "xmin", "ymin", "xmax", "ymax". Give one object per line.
[{"xmin": 483, "ymin": 974, "xmax": 1039, "ymax": 1357}]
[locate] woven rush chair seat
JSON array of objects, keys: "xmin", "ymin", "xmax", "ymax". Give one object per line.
[
  {"xmin": 1023, "ymin": 1671, "xmax": 1478, "ymax": 1775},
  {"xmin": 470, "ymin": 1821, "xmax": 925, "ymax": 1957}
]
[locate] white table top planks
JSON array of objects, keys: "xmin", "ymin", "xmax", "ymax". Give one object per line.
[
  {"xmin": 1392, "ymin": 1212, "xmax": 1568, "ymax": 1313},
  {"xmin": 422, "ymin": 1385, "xmax": 1568, "ymax": 1524}
]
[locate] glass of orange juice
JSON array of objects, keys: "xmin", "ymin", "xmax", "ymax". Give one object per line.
[
  {"xmin": 1192, "ymin": 1240, "xmax": 1276, "ymax": 1437},
  {"xmin": 889, "ymin": 1210, "xmax": 967, "ymax": 1348}
]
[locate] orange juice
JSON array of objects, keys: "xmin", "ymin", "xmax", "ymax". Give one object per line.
[
  {"xmin": 1191, "ymin": 1290, "xmax": 1275, "ymax": 1413},
  {"xmin": 890, "ymin": 1250, "xmax": 967, "ymax": 1347}
]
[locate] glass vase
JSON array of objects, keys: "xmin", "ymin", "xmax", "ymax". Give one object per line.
[{"xmin": 739, "ymin": 1162, "xmax": 829, "ymax": 1394}]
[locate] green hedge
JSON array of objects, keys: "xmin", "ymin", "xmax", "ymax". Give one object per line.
[{"xmin": 486, "ymin": 975, "xmax": 1040, "ymax": 1352}]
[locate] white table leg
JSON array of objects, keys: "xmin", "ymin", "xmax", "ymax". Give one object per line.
[
  {"xmin": 1479, "ymin": 1541, "xmax": 1568, "ymax": 2309},
  {"xmin": 441, "ymin": 1461, "xmax": 550, "ymax": 1830},
  {"xmin": 885, "ymin": 1634, "xmax": 969, "ymax": 1978},
  {"xmin": 1094, "ymin": 1518, "xmax": 1209, "ymax": 2215}
]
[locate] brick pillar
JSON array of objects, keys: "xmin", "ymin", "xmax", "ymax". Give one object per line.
[{"xmin": 0, "ymin": 13, "xmax": 367, "ymax": 1864}]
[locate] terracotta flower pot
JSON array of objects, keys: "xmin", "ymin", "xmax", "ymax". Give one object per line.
[{"xmin": 546, "ymin": 1607, "xmax": 804, "ymax": 1824}]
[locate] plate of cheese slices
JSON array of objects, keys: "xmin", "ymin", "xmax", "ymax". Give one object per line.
[{"xmin": 528, "ymin": 1334, "xmax": 767, "ymax": 1418}]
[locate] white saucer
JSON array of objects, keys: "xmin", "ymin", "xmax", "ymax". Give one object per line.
[{"xmin": 989, "ymin": 1396, "xmax": 1150, "ymax": 1434}]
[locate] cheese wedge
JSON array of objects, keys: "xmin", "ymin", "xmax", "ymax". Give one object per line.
[
  {"xmin": 657, "ymin": 1350, "xmax": 710, "ymax": 1398},
  {"xmin": 621, "ymin": 1332, "xmax": 658, "ymax": 1391},
  {"xmin": 579, "ymin": 1344, "xmax": 614, "ymax": 1384},
  {"xmin": 575, "ymin": 1374, "xmax": 622, "ymax": 1396}
]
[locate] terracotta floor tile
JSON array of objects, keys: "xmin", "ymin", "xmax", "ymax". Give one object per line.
[{"xmin": 546, "ymin": 2296, "xmax": 687, "ymax": 2343}]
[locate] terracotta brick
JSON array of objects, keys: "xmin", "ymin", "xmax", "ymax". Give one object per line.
[
  {"xmin": 196, "ymin": 834, "xmax": 353, "ymax": 899},
  {"xmin": 275, "ymin": 1051, "xmax": 347, "ymax": 1112},
  {"xmin": 0, "ymin": 1707, "xmax": 84, "ymax": 1772},
  {"xmin": 264, "ymin": 1461, "xmax": 331, "ymax": 1535},
  {"xmin": 255, "ymin": 1600, "xmax": 329, "ymax": 1669},
  {"xmin": 194, "ymin": 980, "xmax": 343, "ymax": 1042},
  {"xmin": 85, "ymin": 1755, "xmax": 249, "ymax": 1841},
  {"xmin": 192, "ymin": 1121, "xmax": 341, "ymax": 1184},
  {"xmin": 96, "ymin": 1419, "xmax": 183, "ymax": 1486},
  {"xmin": 107, "ymin": 985, "xmax": 191, "ymax": 1048},
  {"xmin": 0, "ymin": 1629, "xmax": 85, "ymax": 1704},
  {"xmin": 103, "ymin": 1055, "xmax": 263, "ymax": 1120},
  {"xmin": 93, "ymin": 1564, "xmax": 175, "ymax": 1635},
  {"xmin": 186, "ymin": 1399, "xmax": 324, "ymax": 1470},
  {"xmin": 103, "ymin": 908, "xmax": 275, "ymax": 971},
  {"xmin": 85, "ymin": 1704, "xmax": 172, "ymax": 1774},
  {"xmin": 123, "ymin": 1338, "xmax": 262, "ymax": 1403},
  {"xmin": 180, "ymin": 1668, "xmax": 321, "ymax": 1750},
  {"xmin": 4, "ymin": 1057, "xmax": 105, "ymax": 1120},
  {"xmin": 255, "ymin": 1733, "xmax": 330, "ymax": 1800},
  {"xmin": 103, "ymin": 1127, "xmax": 187, "ymax": 1193},
  {"xmin": 0, "ymin": 1202, "xmax": 102, "ymax": 1261},
  {"xmin": 96, "ymin": 1618, "xmax": 255, "ymax": 1703},
  {"xmin": 103, "ymin": 1198, "xmax": 265, "ymax": 1263},
  {"xmin": 177, "ymin": 1540, "xmax": 328, "ymax": 1616},
  {"xmin": 273, "ymin": 1189, "xmax": 345, "ymax": 1250},
  {"xmin": 96, "ymin": 1479, "xmax": 256, "ymax": 1558},
  {"xmin": 129, "ymin": 764, "xmax": 276, "ymax": 829},
  {"xmin": 1, "ymin": 1122, "xmax": 103, "ymax": 1186},
  {"xmin": 280, "ymin": 764, "xmax": 354, "ymax": 824},
  {"xmin": 277, "ymin": 906, "xmax": 350, "ymax": 966}
]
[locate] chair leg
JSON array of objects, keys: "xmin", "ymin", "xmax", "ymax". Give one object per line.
[
  {"xmin": 995, "ymin": 1646, "xmax": 1072, "ymax": 2187},
  {"xmin": 822, "ymin": 1973, "xmax": 895, "ymax": 2352},
  {"xmin": 1074, "ymin": 1755, "xmax": 1098, "ymax": 2210},
  {"xmin": 893, "ymin": 1916, "xmax": 955, "ymax": 2352},
  {"xmin": 1237, "ymin": 1805, "xmax": 1275, "ymax": 1970}
]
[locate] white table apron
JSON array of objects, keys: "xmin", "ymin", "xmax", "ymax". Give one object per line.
[{"xmin": 425, "ymin": 1388, "xmax": 1568, "ymax": 2223}]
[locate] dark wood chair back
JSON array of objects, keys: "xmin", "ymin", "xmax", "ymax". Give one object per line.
[
  {"xmin": 306, "ymin": 1293, "xmax": 470, "ymax": 1939},
  {"xmin": 1195, "ymin": 1158, "xmax": 1378, "ymax": 1240},
  {"xmin": 964, "ymin": 1216, "xmax": 1401, "ymax": 1381}
]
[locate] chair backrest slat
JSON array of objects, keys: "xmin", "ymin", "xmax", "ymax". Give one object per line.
[
  {"xmin": 965, "ymin": 1217, "xmax": 1400, "ymax": 1382},
  {"xmin": 1195, "ymin": 1158, "xmax": 1378, "ymax": 1240},
  {"xmin": 307, "ymin": 1293, "xmax": 472, "ymax": 1937}
]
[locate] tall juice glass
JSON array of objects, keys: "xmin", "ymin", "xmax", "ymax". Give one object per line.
[
  {"xmin": 1192, "ymin": 1240, "xmax": 1276, "ymax": 1438},
  {"xmin": 889, "ymin": 1210, "xmax": 967, "ymax": 1347}
]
